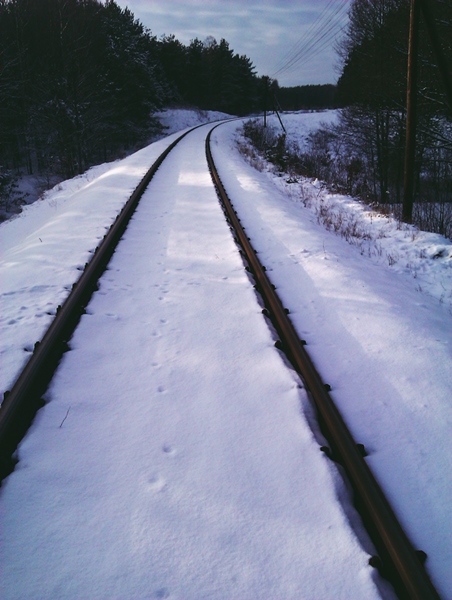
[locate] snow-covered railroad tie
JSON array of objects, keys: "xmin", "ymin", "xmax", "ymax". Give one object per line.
[{"xmin": 0, "ymin": 121, "xmax": 443, "ymax": 599}]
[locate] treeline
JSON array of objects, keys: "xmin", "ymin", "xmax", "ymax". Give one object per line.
[
  {"xmin": 275, "ymin": 85, "xmax": 337, "ymax": 111},
  {"xmin": 0, "ymin": 0, "xmax": 264, "ymax": 216},
  {"xmin": 1, "ymin": 0, "xmax": 162, "ymax": 183},
  {"xmin": 157, "ymin": 34, "xmax": 261, "ymax": 116},
  {"xmin": 308, "ymin": 0, "xmax": 452, "ymax": 234}
]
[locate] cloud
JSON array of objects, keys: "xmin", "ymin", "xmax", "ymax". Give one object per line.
[{"xmin": 113, "ymin": 0, "xmax": 349, "ymax": 86}]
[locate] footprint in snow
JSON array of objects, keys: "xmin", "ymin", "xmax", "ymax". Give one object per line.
[
  {"xmin": 147, "ymin": 475, "xmax": 166, "ymax": 493},
  {"xmin": 162, "ymin": 444, "xmax": 176, "ymax": 456}
]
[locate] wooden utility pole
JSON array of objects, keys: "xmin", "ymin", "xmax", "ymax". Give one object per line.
[{"xmin": 403, "ymin": 0, "xmax": 420, "ymax": 223}]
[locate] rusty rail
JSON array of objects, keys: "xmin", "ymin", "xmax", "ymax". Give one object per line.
[
  {"xmin": 0, "ymin": 124, "xmax": 205, "ymax": 483},
  {"xmin": 206, "ymin": 124, "xmax": 440, "ymax": 600}
]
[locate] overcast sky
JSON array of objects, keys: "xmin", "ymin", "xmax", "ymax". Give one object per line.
[{"xmin": 113, "ymin": 0, "xmax": 351, "ymax": 87}]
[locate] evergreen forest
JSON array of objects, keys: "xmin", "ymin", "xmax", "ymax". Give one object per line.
[
  {"xmin": 0, "ymin": 0, "xmax": 264, "ymax": 214},
  {"xmin": 275, "ymin": 85, "xmax": 338, "ymax": 111},
  {"xmin": 1, "ymin": 0, "xmax": 451, "ymax": 237}
]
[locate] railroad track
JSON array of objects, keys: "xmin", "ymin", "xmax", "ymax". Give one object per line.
[
  {"xmin": 0, "ymin": 121, "xmax": 441, "ymax": 599},
  {"xmin": 0, "ymin": 124, "xmax": 205, "ymax": 479},
  {"xmin": 208, "ymin": 124, "xmax": 440, "ymax": 600}
]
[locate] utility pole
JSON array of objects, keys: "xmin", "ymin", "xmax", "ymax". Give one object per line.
[
  {"xmin": 263, "ymin": 76, "xmax": 269, "ymax": 128},
  {"xmin": 402, "ymin": 0, "xmax": 420, "ymax": 223},
  {"xmin": 273, "ymin": 99, "xmax": 286, "ymax": 134}
]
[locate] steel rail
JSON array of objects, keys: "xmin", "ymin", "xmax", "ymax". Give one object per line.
[
  {"xmin": 205, "ymin": 124, "xmax": 440, "ymax": 600},
  {"xmin": 0, "ymin": 124, "xmax": 207, "ymax": 483}
]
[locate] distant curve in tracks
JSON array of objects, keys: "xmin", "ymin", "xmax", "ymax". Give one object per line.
[{"xmin": 0, "ymin": 120, "xmax": 441, "ymax": 600}]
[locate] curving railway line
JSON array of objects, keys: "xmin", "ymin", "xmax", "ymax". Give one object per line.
[{"xmin": 0, "ymin": 121, "xmax": 442, "ymax": 599}]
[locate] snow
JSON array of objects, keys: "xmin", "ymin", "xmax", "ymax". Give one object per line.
[
  {"xmin": 154, "ymin": 108, "xmax": 231, "ymax": 136},
  {"xmin": 213, "ymin": 116, "xmax": 452, "ymax": 598},
  {"xmin": 267, "ymin": 111, "xmax": 452, "ymax": 308},
  {"xmin": 1, "ymin": 135, "xmax": 175, "ymax": 395},
  {"xmin": 276, "ymin": 109, "xmax": 339, "ymax": 150},
  {"xmin": 0, "ymin": 109, "xmax": 450, "ymax": 598},
  {"xmin": 0, "ymin": 109, "xmax": 230, "ymax": 395},
  {"xmin": 2, "ymin": 109, "xmax": 231, "ymax": 221}
]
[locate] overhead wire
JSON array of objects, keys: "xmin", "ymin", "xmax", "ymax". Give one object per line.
[
  {"xmin": 272, "ymin": 0, "xmax": 349, "ymax": 81},
  {"xmin": 276, "ymin": 0, "xmax": 338, "ymax": 68},
  {"xmin": 273, "ymin": 2, "xmax": 348, "ymax": 78},
  {"xmin": 273, "ymin": 1, "xmax": 347, "ymax": 72},
  {"xmin": 286, "ymin": 11, "xmax": 348, "ymax": 72}
]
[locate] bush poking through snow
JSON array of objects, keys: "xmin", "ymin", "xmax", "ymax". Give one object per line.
[
  {"xmin": 239, "ymin": 117, "xmax": 452, "ymax": 241},
  {"xmin": 0, "ymin": 169, "xmax": 29, "ymax": 222},
  {"xmin": 237, "ymin": 116, "xmax": 452, "ymax": 309}
]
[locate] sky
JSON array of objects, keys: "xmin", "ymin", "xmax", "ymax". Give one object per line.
[{"xmin": 113, "ymin": 0, "xmax": 351, "ymax": 87}]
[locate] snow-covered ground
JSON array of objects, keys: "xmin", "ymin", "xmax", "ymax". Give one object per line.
[
  {"xmin": 155, "ymin": 108, "xmax": 229, "ymax": 135},
  {"xmin": 0, "ymin": 110, "xmax": 450, "ymax": 598},
  {"xmin": 0, "ymin": 110, "xmax": 230, "ymax": 396},
  {"xmin": 7, "ymin": 109, "xmax": 230, "ymax": 220},
  {"xmin": 248, "ymin": 111, "xmax": 451, "ymax": 308},
  {"xmin": 214, "ymin": 117, "xmax": 452, "ymax": 597},
  {"xmin": 275, "ymin": 109, "xmax": 339, "ymax": 150}
]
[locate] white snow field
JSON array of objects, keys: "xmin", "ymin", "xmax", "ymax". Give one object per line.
[{"xmin": 0, "ymin": 110, "xmax": 450, "ymax": 599}]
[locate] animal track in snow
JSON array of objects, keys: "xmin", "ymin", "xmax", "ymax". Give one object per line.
[{"xmin": 147, "ymin": 475, "xmax": 166, "ymax": 493}]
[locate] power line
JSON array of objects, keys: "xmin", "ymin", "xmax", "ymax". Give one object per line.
[
  {"xmin": 273, "ymin": 2, "xmax": 348, "ymax": 78},
  {"xmin": 276, "ymin": 0, "xmax": 337, "ymax": 68},
  {"xmin": 272, "ymin": 1, "xmax": 349, "ymax": 81},
  {"xmin": 287, "ymin": 17, "xmax": 347, "ymax": 73},
  {"xmin": 285, "ymin": 16, "xmax": 346, "ymax": 73}
]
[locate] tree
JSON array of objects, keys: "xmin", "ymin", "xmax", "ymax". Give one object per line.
[
  {"xmin": 0, "ymin": 0, "xmax": 264, "ymax": 212},
  {"xmin": 307, "ymin": 0, "xmax": 452, "ymax": 235},
  {"xmin": 0, "ymin": 0, "xmax": 170, "ymax": 180}
]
